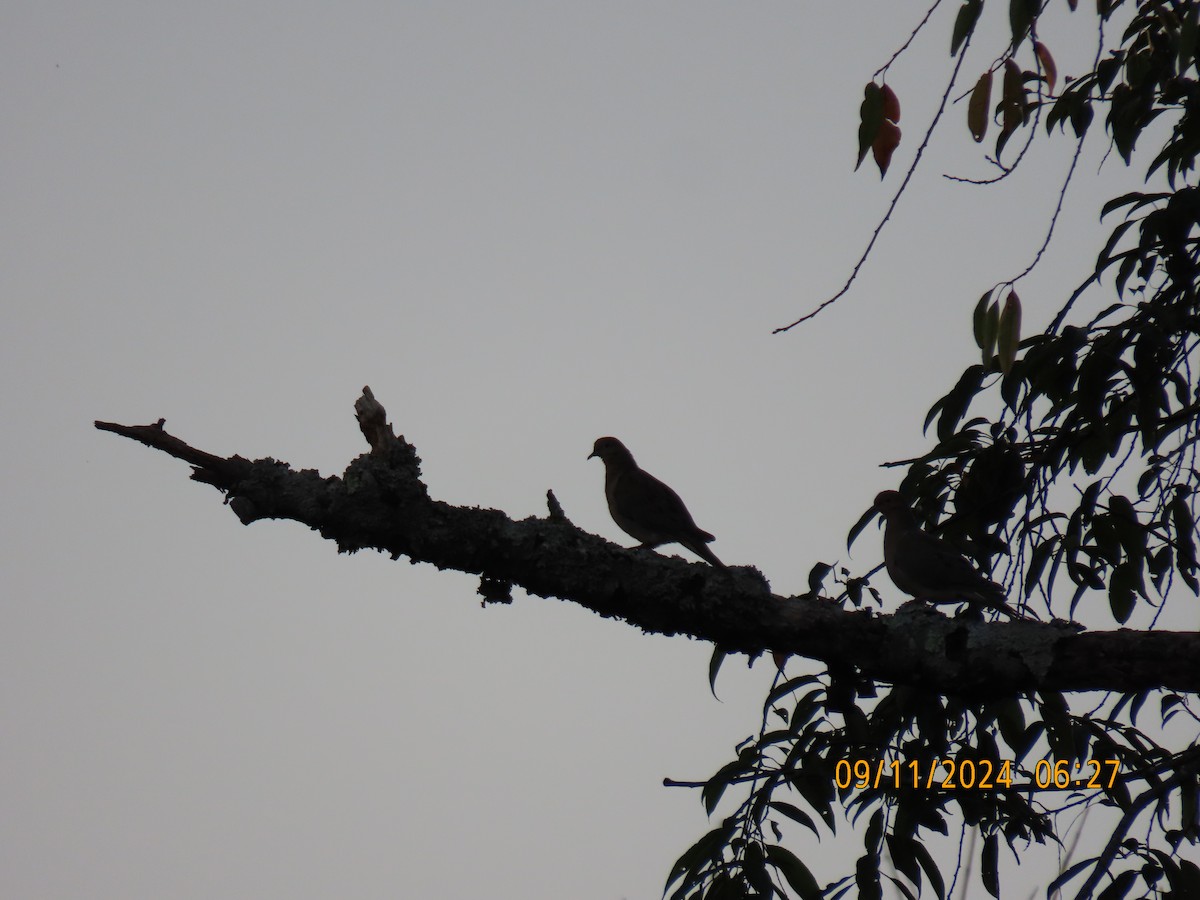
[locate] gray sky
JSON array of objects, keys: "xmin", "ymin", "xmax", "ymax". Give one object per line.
[{"xmin": 3, "ymin": 3, "xmax": 1188, "ymax": 898}]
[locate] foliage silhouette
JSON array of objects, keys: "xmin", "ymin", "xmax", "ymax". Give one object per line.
[{"xmin": 672, "ymin": 3, "xmax": 1200, "ymax": 898}]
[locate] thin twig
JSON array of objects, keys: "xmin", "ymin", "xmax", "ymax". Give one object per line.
[
  {"xmin": 773, "ymin": 32, "xmax": 974, "ymax": 333},
  {"xmin": 873, "ymin": 0, "xmax": 946, "ymax": 80},
  {"xmin": 1075, "ymin": 773, "xmax": 1185, "ymax": 900}
]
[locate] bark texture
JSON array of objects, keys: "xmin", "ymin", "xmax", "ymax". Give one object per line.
[{"xmin": 95, "ymin": 387, "xmax": 1200, "ymax": 697}]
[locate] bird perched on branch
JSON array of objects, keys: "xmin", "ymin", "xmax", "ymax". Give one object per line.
[
  {"xmin": 588, "ymin": 436, "xmax": 728, "ymax": 570},
  {"xmin": 873, "ymin": 490, "xmax": 1016, "ymax": 617}
]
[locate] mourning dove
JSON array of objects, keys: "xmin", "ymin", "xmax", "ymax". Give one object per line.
[
  {"xmin": 873, "ymin": 490, "xmax": 1015, "ymax": 617},
  {"xmin": 588, "ymin": 436, "xmax": 728, "ymax": 570}
]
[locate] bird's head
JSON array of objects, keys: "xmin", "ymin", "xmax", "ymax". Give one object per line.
[
  {"xmin": 588, "ymin": 436, "xmax": 633, "ymax": 465},
  {"xmin": 872, "ymin": 490, "xmax": 909, "ymax": 520}
]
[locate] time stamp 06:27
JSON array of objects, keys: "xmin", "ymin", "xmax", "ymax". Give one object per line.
[{"xmin": 834, "ymin": 757, "xmax": 1124, "ymax": 791}]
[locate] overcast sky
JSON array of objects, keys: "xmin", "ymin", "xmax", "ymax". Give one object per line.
[{"xmin": 3, "ymin": 3, "xmax": 1190, "ymax": 899}]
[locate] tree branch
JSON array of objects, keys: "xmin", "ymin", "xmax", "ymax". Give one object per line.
[{"xmin": 96, "ymin": 388, "xmax": 1200, "ymax": 696}]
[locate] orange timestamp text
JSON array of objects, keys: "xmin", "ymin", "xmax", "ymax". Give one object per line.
[{"xmin": 834, "ymin": 757, "xmax": 1124, "ymax": 791}]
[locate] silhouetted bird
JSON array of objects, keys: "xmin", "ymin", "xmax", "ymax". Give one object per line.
[
  {"xmin": 588, "ymin": 436, "xmax": 727, "ymax": 570},
  {"xmin": 874, "ymin": 490, "xmax": 1015, "ymax": 617}
]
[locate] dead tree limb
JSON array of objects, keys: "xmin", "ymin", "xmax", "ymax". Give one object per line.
[{"xmin": 96, "ymin": 387, "xmax": 1200, "ymax": 696}]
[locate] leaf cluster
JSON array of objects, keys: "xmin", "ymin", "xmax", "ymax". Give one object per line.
[
  {"xmin": 668, "ymin": 672, "xmax": 1200, "ymax": 899},
  {"xmin": 672, "ymin": 2, "xmax": 1200, "ymax": 897}
]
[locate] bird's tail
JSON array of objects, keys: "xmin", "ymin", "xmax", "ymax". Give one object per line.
[
  {"xmin": 971, "ymin": 583, "xmax": 1020, "ymax": 618},
  {"xmin": 683, "ymin": 536, "xmax": 729, "ymax": 571}
]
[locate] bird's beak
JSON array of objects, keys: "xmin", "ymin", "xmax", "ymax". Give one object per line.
[{"xmin": 587, "ymin": 450, "xmax": 597, "ymax": 460}]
